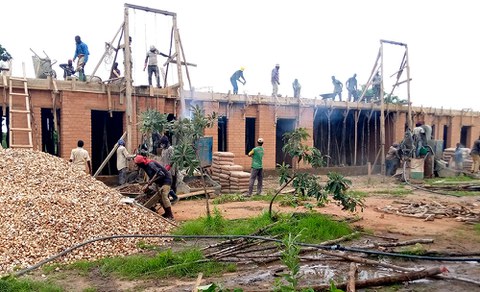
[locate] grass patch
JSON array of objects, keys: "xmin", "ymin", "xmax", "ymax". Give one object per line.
[
  {"xmin": 66, "ymin": 248, "xmax": 234, "ymax": 279},
  {"xmin": 212, "ymin": 193, "xmax": 246, "ymax": 204},
  {"xmin": 475, "ymin": 224, "xmax": 480, "ymax": 235},
  {"xmin": 346, "ymin": 190, "xmax": 369, "ymax": 198},
  {"xmin": 174, "ymin": 209, "xmax": 353, "ymax": 244},
  {"xmin": 0, "ymin": 276, "xmax": 63, "ymax": 292},
  {"xmin": 397, "ymin": 243, "xmax": 427, "ymax": 255},
  {"xmin": 425, "ymin": 176, "xmax": 476, "ymax": 184},
  {"xmin": 444, "ymin": 191, "xmax": 480, "ymax": 197},
  {"xmin": 372, "ymin": 188, "xmax": 413, "ymax": 196}
]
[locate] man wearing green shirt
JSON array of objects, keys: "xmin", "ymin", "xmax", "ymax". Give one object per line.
[{"xmin": 247, "ymin": 138, "xmax": 264, "ymax": 196}]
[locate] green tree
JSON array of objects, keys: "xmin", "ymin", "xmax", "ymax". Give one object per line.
[
  {"xmin": 269, "ymin": 128, "xmax": 363, "ymax": 219},
  {"xmin": 140, "ymin": 105, "xmax": 217, "ymax": 216}
]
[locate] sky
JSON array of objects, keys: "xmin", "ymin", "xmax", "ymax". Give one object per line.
[{"xmin": 2, "ymin": 0, "xmax": 479, "ymax": 111}]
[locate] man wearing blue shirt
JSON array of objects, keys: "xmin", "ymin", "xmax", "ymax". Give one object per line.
[
  {"xmin": 230, "ymin": 67, "xmax": 246, "ymax": 95},
  {"xmin": 73, "ymin": 35, "xmax": 89, "ymax": 81}
]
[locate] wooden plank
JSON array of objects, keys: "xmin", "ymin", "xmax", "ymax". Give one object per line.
[
  {"xmin": 178, "ymin": 189, "xmax": 215, "ymax": 199},
  {"xmin": 107, "ymin": 84, "xmax": 113, "ymax": 117},
  {"xmin": 93, "ymin": 131, "xmax": 127, "ymax": 178}
]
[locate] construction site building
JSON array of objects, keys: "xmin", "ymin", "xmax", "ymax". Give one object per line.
[{"xmin": 2, "ymin": 76, "xmax": 479, "ymax": 175}]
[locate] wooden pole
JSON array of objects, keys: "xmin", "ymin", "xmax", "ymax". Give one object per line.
[
  {"xmin": 380, "ymin": 41, "xmax": 386, "ymax": 177},
  {"xmin": 93, "ymin": 131, "xmax": 127, "ymax": 178},
  {"xmin": 172, "ymin": 16, "xmax": 186, "ymax": 118},
  {"xmin": 88, "ymin": 23, "xmax": 124, "ymax": 82},
  {"xmin": 177, "ymin": 29, "xmax": 192, "ymax": 92},
  {"xmin": 354, "ymin": 111, "xmax": 359, "ymax": 165},
  {"xmin": 123, "ymin": 8, "xmax": 134, "ymax": 151},
  {"xmin": 406, "ymin": 45, "xmax": 413, "ymax": 131}
]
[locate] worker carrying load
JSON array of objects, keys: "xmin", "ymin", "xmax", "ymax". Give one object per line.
[{"xmin": 134, "ymin": 154, "xmax": 174, "ymax": 220}]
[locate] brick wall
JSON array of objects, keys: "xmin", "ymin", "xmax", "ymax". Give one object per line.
[{"xmin": 12, "ymin": 84, "xmax": 480, "ymax": 172}]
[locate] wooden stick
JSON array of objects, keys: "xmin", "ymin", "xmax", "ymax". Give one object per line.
[
  {"xmin": 352, "ymin": 238, "xmax": 434, "ymax": 249},
  {"xmin": 346, "ymin": 262, "xmax": 357, "ymax": 292},
  {"xmin": 93, "ymin": 131, "xmax": 127, "ymax": 177},
  {"xmin": 319, "ymin": 231, "xmax": 359, "ymax": 246},
  {"xmin": 192, "ymin": 272, "xmax": 203, "ymax": 292},
  {"xmin": 177, "ymin": 189, "xmax": 215, "ymax": 199},
  {"xmin": 250, "ymin": 267, "xmax": 445, "ymax": 292}
]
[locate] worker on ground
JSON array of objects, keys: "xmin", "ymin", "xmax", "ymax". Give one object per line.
[
  {"xmin": 331, "ymin": 76, "xmax": 343, "ymax": 101},
  {"xmin": 413, "ymin": 122, "xmax": 426, "ymax": 157},
  {"xmin": 159, "ymin": 135, "xmax": 179, "ymax": 205},
  {"xmin": 346, "ymin": 74, "xmax": 358, "ymax": 102},
  {"xmin": 247, "ymin": 138, "xmax": 264, "ymax": 197},
  {"xmin": 453, "ymin": 143, "xmax": 464, "ymax": 173},
  {"xmin": 271, "ymin": 64, "xmax": 280, "ymax": 97},
  {"xmin": 1, "ymin": 116, "xmax": 7, "ymax": 149},
  {"xmin": 385, "ymin": 143, "xmax": 400, "ymax": 176},
  {"xmin": 69, "ymin": 140, "xmax": 92, "ymax": 175},
  {"xmin": 73, "ymin": 35, "xmax": 89, "ymax": 82},
  {"xmin": 292, "ymin": 79, "xmax": 301, "ymax": 98},
  {"xmin": 230, "ymin": 67, "xmax": 246, "ymax": 95},
  {"xmin": 116, "ymin": 139, "xmax": 136, "ymax": 186},
  {"xmin": 144, "ymin": 45, "xmax": 169, "ymax": 88},
  {"xmin": 134, "ymin": 154, "xmax": 174, "ymax": 220},
  {"xmin": 372, "ymin": 71, "xmax": 381, "ymax": 101},
  {"xmin": 470, "ymin": 136, "xmax": 480, "ymax": 174},
  {"xmin": 60, "ymin": 59, "xmax": 76, "ymax": 80}
]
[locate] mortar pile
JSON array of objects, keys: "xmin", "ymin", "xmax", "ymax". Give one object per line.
[{"xmin": 0, "ymin": 148, "xmax": 172, "ymax": 274}]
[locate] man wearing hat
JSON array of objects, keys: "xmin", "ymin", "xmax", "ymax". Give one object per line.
[
  {"xmin": 271, "ymin": 64, "xmax": 280, "ymax": 97},
  {"xmin": 134, "ymin": 154, "xmax": 174, "ymax": 220},
  {"xmin": 230, "ymin": 67, "xmax": 246, "ymax": 95},
  {"xmin": 116, "ymin": 139, "xmax": 136, "ymax": 185},
  {"xmin": 144, "ymin": 45, "xmax": 169, "ymax": 87},
  {"xmin": 247, "ymin": 138, "xmax": 265, "ymax": 196}
]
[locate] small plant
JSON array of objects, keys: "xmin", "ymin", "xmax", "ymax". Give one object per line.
[
  {"xmin": 325, "ymin": 172, "xmax": 364, "ymax": 212},
  {"xmin": 269, "ymin": 128, "xmax": 362, "ymax": 219},
  {"xmin": 274, "ymin": 233, "xmax": 302, "ymax": 291}
]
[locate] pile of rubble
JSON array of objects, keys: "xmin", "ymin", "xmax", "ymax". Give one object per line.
[{"xmin": 0, "ymin": 149, "xmax": 172, "ymax": 275}]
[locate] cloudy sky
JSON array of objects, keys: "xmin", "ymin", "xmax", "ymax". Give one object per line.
[{"xmin": 2, "ymin": 0, "xmax": 479, "ymax": 110}]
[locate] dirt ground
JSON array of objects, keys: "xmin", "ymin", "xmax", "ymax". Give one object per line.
[{"xmin": 32, "ymin": 175, "xmax": 480, "ymax": 291}]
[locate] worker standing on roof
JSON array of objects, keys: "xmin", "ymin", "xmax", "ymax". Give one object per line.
[
  {"xmin": 134, "ymin": 154, "xmax": 174, "ymax": 220},
  {"xmin": 332, "ymin": 76, "xmax": 343, "ymax": 101},
  {"xmin": 73, "ymin": 36, "xmax": 89, "ymax": 82},
  {"xmin": 144, "ymin": 45, "xmax": 169, "ymax": 88},
  {"xmin": 230, "ymin": 67, "xmax": 246, "ymax": 95},
  {"xmin": 292, "ymin": 79, "xmax": 301, "ymax": 98},
  {"xmin": 271, "ymin": 64, "xmax": 280, "ymax": 97},
  {"xmin": 346, "ymin": 74, "xmax": 358, "ymax": 102}
]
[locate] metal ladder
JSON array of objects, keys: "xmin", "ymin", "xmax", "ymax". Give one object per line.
[{"xmin": 8, "ymin": 71, "xmax": 33, "ymax": 149}]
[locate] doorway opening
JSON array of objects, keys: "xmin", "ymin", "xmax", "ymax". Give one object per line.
[
  {"xmin": 41, "ymin": 108, "xmax": 60, "ymax": 156},
  {"xmin": 91, "ymin": 110, "xmax": 124, "ymax": 175},
  {"xmin": 276, "ymin": 119, "xmax": 296, "ymax": 166}
]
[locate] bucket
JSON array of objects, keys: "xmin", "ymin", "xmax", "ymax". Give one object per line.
[{"xmin": 410, "ymin": 158, "xmax": 424, "ymax": 180}]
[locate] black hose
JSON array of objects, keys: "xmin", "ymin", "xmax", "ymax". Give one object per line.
[{"xmin": 12, "ymin": 234, "xmax": 480, "ymax": 277}]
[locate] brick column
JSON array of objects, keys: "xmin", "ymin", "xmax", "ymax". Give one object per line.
[{"xmin": 257, "ymin": 104, "xmax": 276, "ymax": 170}]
